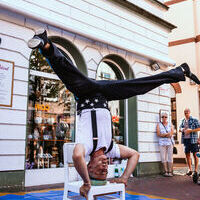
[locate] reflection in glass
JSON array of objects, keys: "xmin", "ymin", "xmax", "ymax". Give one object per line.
[
  {"xmin": 26, "ymin": 49, "xmax": 75, "ymax": 169},
  {"xmin": 97, "ymin": 62, "xmax": 125, "ymax": 145},
  {"xmin": 30, "ymin": 49, "xmax": 54, "ymax": 73}
]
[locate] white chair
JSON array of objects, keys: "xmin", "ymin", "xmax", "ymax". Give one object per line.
[{"xmin": 63, "ymin": 143, "xmax": 125, "ymax": 200}]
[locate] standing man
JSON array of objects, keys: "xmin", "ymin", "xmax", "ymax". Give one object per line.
[{"xmin": 179, "ymin": 108, "xmax": 200, "ymax": 179}]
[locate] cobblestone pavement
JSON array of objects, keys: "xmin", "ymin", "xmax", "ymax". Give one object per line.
[
  {"xmin": 127, "ymin": 167, "xmax": 200, "ymax": 200},
  {"xmin": 173, "ymin": 163, "xmax": 200, "ymax": 175}
]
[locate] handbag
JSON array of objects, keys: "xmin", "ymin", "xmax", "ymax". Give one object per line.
[
  {"xmin": 161, "ymin": 123, "xmax": 178, "ymax": 154},
  {"xmin": 173, "ymin": 146, "xmax": 177, "ymax": 154}
]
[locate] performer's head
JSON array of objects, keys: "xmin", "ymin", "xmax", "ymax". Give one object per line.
[{"xmin": 87, "ymin": 148, "xmax": 108, "ymax": 181}]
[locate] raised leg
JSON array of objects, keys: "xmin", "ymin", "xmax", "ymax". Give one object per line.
[
  {"xmin": 28, "ymin": 30, "xmax": 200, "ymax": 102},
  {"xmin": 97, "ymin": 66, "xmax": 185, "ymax": 101},
  {"xmin": 42, "ymin": 41, "xmax": 100, "ymax": 99},
  {"xmin": 28, "ymin": 29, "xmax": 100, "ymax": 99}
]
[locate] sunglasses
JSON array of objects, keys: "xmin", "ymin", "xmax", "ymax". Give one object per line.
[{"xmin": 161, "ymin": 116, "xmax": 168, "ymax": 118}]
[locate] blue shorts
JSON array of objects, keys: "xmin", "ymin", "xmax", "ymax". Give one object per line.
[{"xmin": 184, "ymin": 139, "xmax": 199, "ymax": 153}]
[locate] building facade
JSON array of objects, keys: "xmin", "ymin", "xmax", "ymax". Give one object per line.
[
  {"xmin": 0, "ymin": 0, "xmax": 176, "ymax": 191},
  {"xmin": 165, "ymin": 0, "xmax": 200, "ymax": 161}
]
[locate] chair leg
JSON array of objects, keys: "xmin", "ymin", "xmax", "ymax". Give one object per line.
[
  {"xmin": 63, "ymin": 189, "xmax": 68, "ymax": 200},
  {"xmin": 119, "ymin": 190, "xmax": 125, "ymax": 200},
  {"xmin": 88, "ymin": 192, "xmax": 94, "ymax": 200}
]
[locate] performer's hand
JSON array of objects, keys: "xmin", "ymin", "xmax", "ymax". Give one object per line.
[
  {"xmin": 80, "ymin": 183, "xmax": 91, "ymax": 199},
  {"xmin": 110, "ymin": 177, "xmax": 127, "ymax": 187}
]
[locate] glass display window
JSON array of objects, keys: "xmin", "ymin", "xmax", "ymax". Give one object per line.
[
  {"xmin": 26, "ymin": 49, "xmax": 76, "ymax": 169},
  {"xmin": 96, "ymin": 61, "xmax": 125, "ymax": 145}
]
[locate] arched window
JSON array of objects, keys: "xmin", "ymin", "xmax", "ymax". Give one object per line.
[
  {"xmin": 26, "ymin": 46, "xmax": 76, "ymax": 169},
  {"xmin": 97, "ymin": 61, "xmax": 125, "ymax": 145}
]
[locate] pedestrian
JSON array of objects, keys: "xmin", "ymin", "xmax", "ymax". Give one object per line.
[
  {"xmin": 156, "ymin": 112, "xmax": 174, "ymax": 177},
  {"xmin": 179, "ymin": 108, "xmax": 200, "ymax": 180},
  {"xmin": 28, "ymin": 29, "xmax": 200, "ymax": 198}
]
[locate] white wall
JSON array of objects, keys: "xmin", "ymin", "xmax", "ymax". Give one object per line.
[
  {"xmin": 0, "ymin": 0, "xmax": 174, "ymax": 65},
  {"xmin": 134, "ymin": 63, "xmax": 171, "ymax": 162},
  {"xmin": 0, "ymin": 14, "xmax": 33, "ymax": 171},
  {"xmin": 165, "ymin": 0, "xmax": 195, "ymax": 41},
  {"xmin": 127, "ymin": 0, "xmax": 167, "ymax": 19}
]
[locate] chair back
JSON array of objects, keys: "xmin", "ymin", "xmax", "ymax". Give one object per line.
[
  {"xmin": 62, "ymin": 143, "xmax": 126, "ymax": 200},
  {"xmin": 63, "ymin": 143, "xmax": 75, "ymax": 165}
]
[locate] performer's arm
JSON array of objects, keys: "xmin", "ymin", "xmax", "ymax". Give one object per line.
[
  {"xmin": 110, "ymin": 144, "xmax": 139, "ymax": 186},
  {"xmin": 73, "ymin": 144, "xmax": 91, "ymax": 199}
]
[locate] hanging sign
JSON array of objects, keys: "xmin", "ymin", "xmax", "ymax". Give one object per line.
[{"xmin": 0, "ymin": 59, "xmax": 14, "ymax": 107}]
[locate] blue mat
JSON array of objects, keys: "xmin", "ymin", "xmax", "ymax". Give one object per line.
[{"xmin": 0, "ymin": 190, "xmax": 168, "ymax": 200}]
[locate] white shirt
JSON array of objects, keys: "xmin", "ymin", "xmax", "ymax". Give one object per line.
[
  {"xmin": 183, "ymin": 119, "xmax": 190, "ymax": 139},
  {"xmin": 76, "ymin": 108, "xmax": 120, "ymax": 158},
  {"xmin": 158, "ymin": 122, "xmax": 174, "ymax": 146}
]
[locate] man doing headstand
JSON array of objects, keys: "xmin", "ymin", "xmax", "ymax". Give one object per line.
[{"xmin": 28, "ymin": 29, "xmax": 200, "ymax": 198}]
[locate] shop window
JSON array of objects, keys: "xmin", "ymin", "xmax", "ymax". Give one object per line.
[
  {"xmin": 171, "ymin": 97, "xmax": 177, "ymax": 141},
  {"xmin": 26, "ymin": 49, "xmax": 75, "ymax": 169},
  {"xmin": 97, "ymin": 61, "xmax": 125, "ymax": 145}
]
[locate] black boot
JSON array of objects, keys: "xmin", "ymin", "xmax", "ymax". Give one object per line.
[
  {"xmin": 181, "ymin": 63, "xmax": 200, "ymax": 84},
  {"xmin": 34, "ymin": 29, "xmax": 49, "ymax": 45},
  {"xmin": 28, "ymin": 29, "xmax": 49, "ymax": 49},
  {"xmin": 28, "ymin": 36, "xmax": 44, "ymax": 49}
]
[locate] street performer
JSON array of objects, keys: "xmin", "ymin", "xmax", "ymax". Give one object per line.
[{"xmin": 28, "ymin": 29, "xmax": 200, "ymax": 199}]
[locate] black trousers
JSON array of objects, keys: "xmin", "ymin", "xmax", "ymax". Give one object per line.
[{"xmin": 43, "ymin": 42, "xmax": 185, "ymax": 101}]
